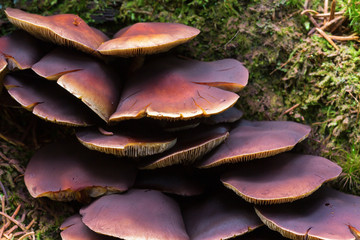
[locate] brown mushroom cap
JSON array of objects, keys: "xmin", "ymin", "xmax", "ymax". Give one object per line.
[
  {"xmin": 221, "ymin": 153, "xmax": 342, "ymax": 204},
  {"xmin": 198, "ymin": 120, "xmax": 311, "ymax": 168},
  {"xmin": 4, "ymin": 72, "xmax": 97, "ymax": 126},
  {"xmin": 255, "ymin": 187, "xmax": 360, "ymax": 240},
  {"xmin": 110, "ymin": 56, "xmax": 241, "ymax": 122},
  {"xmin": 97, "ymin": 22, "xmax": 200, "ymax": 57},
  {"xmin": 24, "ymin": 140, "xmax": 137, "ymax": 202},
  {"xmin": 76, "ymin": 125, "xmax": 177, "ymax": 157},
  {"xmin": 60, "ymin": 215, "xmax": 116, "ymax": 240},
  {"xmin": 5, "ymin": 8, "xmax": 108, "ymax": 56},
  {"xmin": 140, "ymin": 125, "xmax": 229, "ymax": 169},
  {"xmin": 80, "ymin": 189, "xmax": 189, "ymax": 240},
  {"xmin": 32, "ymin": 48, "xmax": 121, "ymax": 122},
  {"xmin": 0, "ymin": 31, "xmax": 48, "ymax": 71},
  {"xmin": 181, "ymin": 190, "xmax": 263, "ymax": 240},
  {"xmin": 134, "ymin": 167, "xmax": 205, "ymax": 196}
]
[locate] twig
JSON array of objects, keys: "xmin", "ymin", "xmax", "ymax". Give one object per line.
[
  {"xmin": 328, "ymin": 35, "xmax": 359, "ymax": 41},
  {"xmin": 324, "ymin": 0, "xmax": 329, "ymax": 24},
  {"xmin": 315, "ymin": 28, "xmax": 340, "ymax": 50},
  {"xmin": 281, "ymin": 103, "xmax": 300, "ymax": 117},
  {"xmin": 0, "ymin": 212, "xmax": 27, "ymax": 231},
  {"xmin": 313, "ymin": 11, "xmax": 345, "ymax": 18},
  {"xmin": 329, "ymin": 0, "xmax": 337, "ymax": 21},
  {"xmin": 18, "ymin": 232, "xmax": 35, "ymax": 240},
  {"xmin": 321, "ymin": 16, "xmax": 345, "ymax": 31},
  {"xmin": 329, "ymin": 16, "xmax": 346, "ymax": 33}
]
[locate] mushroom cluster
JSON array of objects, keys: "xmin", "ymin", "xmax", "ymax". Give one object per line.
[{"xmin": 1, "ymin": 8, "xmax": 360, "ymax": 240}]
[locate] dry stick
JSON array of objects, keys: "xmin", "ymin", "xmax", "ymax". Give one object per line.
[
  {"xmin": 330, "ymin": 0, "xmax": 337, "ymax": 21},
  {"xmin": 18, "ymin": 232, "xmax": 35, "ymax": 240},
  {"xmin": 315, "ymin": 28, "xmax": 340, "ymax": 50},
  {"xmin": 328, "ymin": 35, "xmax": 359, "ymax": 41},
  {"xmin": 329, "ymin": 16, "xmax": 346, "ymax": 33},
  {"xmin": 324, "ymin": 0, "xmax": 329, "ymax": 24},
  {"xmin": 313, "ymin": 11, "xmax": 344, "ymax": 18},
  {"xmin": 321, "ymin": 16, "xmax": 345, "ymax": 31},
  {"xmin": 280, "ymin": 103, "xmax": 300, "ymax": 117},
  {"xmin": 0, "ymin": 212, "xmax": 27, "ymax": 231}
]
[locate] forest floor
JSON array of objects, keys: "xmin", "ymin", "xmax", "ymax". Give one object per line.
[{"xmin": 0, "ymin": 0, "xmax": 360, "ymax": 239}]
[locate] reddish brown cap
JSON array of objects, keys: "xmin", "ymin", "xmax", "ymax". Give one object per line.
[
  {"xmin": 32, "ymin": 48, "xmax": 121, "ymax": 122},
  {"xmin": 60, "ymin": 215, "xmax": 116, "ymax": 240},
  {"xmin": 0, "ymin": 30, "xmax": 48, "ymax": 76},
  {"xmin": 4, "ymin": 72, "xmax": 97, "ymax": 126},
  {"xmin": 181, "ymin": 190, "xmax": 263, "ymax": 240},
  {"xmin": 5, "ymin": 8, "xmax": 108, "ymax": 56},
  {"xmin": 255, "ymin": 187, "xmax": 360, "ymax": 240},
  {"xmin": 98, "ymin": 22, "xmax": 200, "ymax": 57},
  {"xmin": 221, "ymin": 153, "xmax": 342, "ymax": 204},
  {"xmin": 80, "ymin": 190, "xmax": 189, "ymax": 240},
  {"xmin": 110, "ymin": 56, "xmax": 240, "ymax": 121},
  {"xmin": 198, "ymin": 120, "xmax": 311, "ymax": 168},
  {"xmin": 24, "ymin": 140, "xmax": 137, "ymax": 202},
  {"xmin": 140, "ymin": 125, "xmax": 229, "ymax": 169},
  {"xmin": 76, "ymin": 125, "xmax": 176, "ymax": 157}
]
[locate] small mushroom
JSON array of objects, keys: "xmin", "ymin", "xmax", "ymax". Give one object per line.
[
  {"xmin": 80, "ymin": 189, "xmax": 189, "ymax": 240},
  {"xmin": 24, "ymin": 140, "xmax": 137, "ymax": 202},
  {"xmin": 4, "ymin": 72, "xmax": 97, "ymax": 126},
  {"xmin": 32, "ymin": 48, "xmax": 121, "ymax": 122},
  {"xmin": 198, "ymin": 120, "xmax": 311, "ymax": 168},
  {"xmin": 221, "ymin": 153, "xmax": 342, "ymax": 204},
  {"xmin": 76, "ymin": 124, "xmax": 177, "ymax": 157},
  {"xmin": 255, "ymin": 187, "xmax": 360, "ymax": 240},
  {"xmin": 97, "ymin": 22, "xmax": 200, "ymax": 57},
  {"xmin": 140, "ymin": 125, "xmax": 229, "ymax": 169},
  {"xmin": 181, "ymin": 190, "xmax": 263, "ymax": 240},
  {"xmin": 110, "ymin": 56, "xmax": 243, "ymax": 122},
  {"xmin": 60, "ymin": 215, "xmax": 116, "ymax": 240},
  {"xmin": 5, "ymin": 8, "xmax": 108, "ymax": 56}
]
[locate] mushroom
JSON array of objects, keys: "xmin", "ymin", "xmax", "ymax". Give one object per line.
[
  {"xmin": 5, "ymin": 8, "xmax": 108, "ymax": 57},
  {"xmin": 4, "ymin": 72, "xmax": 97, "ymax": 126},
  {"xmin": 60, "ymin": 215, "xmax": 116, "ymax": 240},
  {"xmin": 32, "ymin": 48, "xmax": 121, "ymax": 122},
  {"xmin": 198, "ymin": 120, "xmax": 311, "ymax": 168},
  {"xmin": 24, "ymin": 140, "xmax": 137, "ymax": 202},
  {"xmin": 80, "ymin": 189, "xmax": 189, "ymax": 240},
  {"xmin": 181, "ymin": 190, "xmax": 263, "ymax": 240},
  {"xmin": 139, "ymin": 125, "xmax": 229, "ymax": 169},
  {"xmin": 203, "ymin": 107, "xmax": 244, "ymax": 125},
  {"xmin": 76, "ymin": 124, "xmax": 177, "ymax": 157},
  {"xmin": 255, "ymin": 187, "xmax": 360, "ymax": 240},
  {"xmin": 110, "ymin": 56, "xmax": 245, "ymax": 122},
  {"xmin": 221, "ymin": 153, "xmax": 342, "ymax": 204},
  {"xmin": 97, "ymin": 22, "xmax": 200, "ymax": 57}
]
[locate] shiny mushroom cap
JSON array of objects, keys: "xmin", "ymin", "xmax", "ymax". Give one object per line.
[
  {"xmin": 198, "ymin": 120, "xmax": 311, "ymax": 168},
  {"xmin": 110, "ymin": 56, "xmax": 243, "ymax": 122},
  {"xmin": 4, "ymin": 72, "xmax": 97, "ymax": 126},
  {"xmin": 76, "ymin": 124, "xmax": 177, "ymax": 157},
  {"xmin": 255, "ymin": 187, "xmax": 360, "ymax": 240},
  {"xmin": 80, "ymin": 189, "xmax": 189, "ymax": 240},
  {"xmin": 221, "ymin": 153, "xmax": 342, "ymax": 204},
  {"xmin": 98, "ymin": 22, "xmax": 200, "ymax": 57},
  {"xmin": 5, "ymin": 8, "xmax": 108, "ymax": 57},
  {"xmin": 32, "ymin": 48, "xmax": 121, "ymax": 122},
  {"xmin": 24, "ymin": 140, "xmax": 137, "ymax": 202},
  {"xmin": 60, "ymin": 215, "xmax": 116, "ymax": 240},
  {"xmin": 181, "ymin": 190, "xmax": 263, "ymax": 240},
  {"xmin": 140, "ymin": 125, "xmax": 229, "ymax": 169}
]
